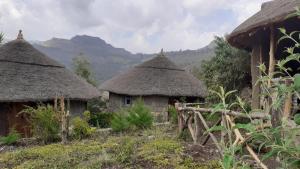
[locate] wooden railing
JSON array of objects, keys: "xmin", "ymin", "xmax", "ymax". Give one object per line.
[{"xmin": 175, "ymin": 103, "xmax": 269, "ymax": 169}]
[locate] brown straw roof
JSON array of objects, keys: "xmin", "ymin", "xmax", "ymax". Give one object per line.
[
  {"xmin": 0, "ymin": 31, "xmax": 100, "ymax": 102},
  {"xmin": 100, "ymin": 51, "xmax": 207, "ymax": 97},
  {"xmin": 227, "ymin": 0, "xmax": 300, "ymax": 48}
]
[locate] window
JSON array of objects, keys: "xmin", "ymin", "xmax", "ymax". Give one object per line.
[{"xmin": 124, "ymin": 96, "xmax": 132, "ymax": 106}]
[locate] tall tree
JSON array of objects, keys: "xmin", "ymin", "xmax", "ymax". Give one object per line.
[
  {"xmin": 0, "ymin": 32, "xmax": 4, "ymax": 44},
  {"xmin": 72, "ymin": 53, "xmax": 97, "ymax": 86},
  {"xmin": 194, "ymin": 36, "xmax": 251, "ymax": 103}
]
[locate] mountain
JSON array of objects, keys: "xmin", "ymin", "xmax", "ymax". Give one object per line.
[{"xmin": 33, "ymin": 35, "xmax": 215, "ymax": 83}]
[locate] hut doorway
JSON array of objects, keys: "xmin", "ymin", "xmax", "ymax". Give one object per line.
[{"xmin": 0, "ymin": 103, "xmax": 10, "ymax": 136}]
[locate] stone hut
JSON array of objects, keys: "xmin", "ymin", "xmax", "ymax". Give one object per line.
[
  {"xmin": 0, "ymin": 31, "xmax": 100, "ymax": 136},
  {"xmin": 100, "ymin": 51, "xmax": 207, "ymax": 121}
]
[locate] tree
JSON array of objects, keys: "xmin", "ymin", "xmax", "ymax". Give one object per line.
[
  {"xmin": 194, "ymin": 36, "xmax": 251, "ymax": 103},
  {"xmin": 0, "ymin": 32, "xmax": 4, "ymax": 44},
  {"xmin": 72, "ymin": 53, "xmax": 97, "ymax": 86}
]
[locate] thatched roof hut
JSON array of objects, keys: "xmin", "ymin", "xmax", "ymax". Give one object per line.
[
  {"xmin": 100, "ymin": 51, "xmax": 207, "ymax": 120},
  {"xmin": 227, "ymin": 0, "xmax": 300, "ymax": 113},
  {"xmin": 228, "ymin": 0, "xmax": 300, "ymax": 49},
  {"xmin": 100, "ymin": 51, "xmax": 207, "ymax": 97},
  {"xmin": 0, "ymin": 31, "xmax": 100, "ymax": 136},
  {"xmin": 0, "ymin": 32, "xmax": 100, "ymax": 102}
]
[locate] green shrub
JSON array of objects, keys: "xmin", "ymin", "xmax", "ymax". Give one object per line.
[
  {"xmin": 138, "ymin": 138, "xmax": 183, "ymax": 167},
  {"xmin": 111, "ymin": 112, "xmax": 130, "ymax": 132},
  {"xmin": 168, "ymin": 106, "xmax": 178, "ymax": 124},
  {"xmin": 20, "ymin": 105, "xmax": 60, "ymax": 143},
  {"xmin": 0, "ymin": 129, "xmax": 21, "ymax": 145},
  {"xmin": 103, "ymin": 136, "xmax": 136, "ymax": 164},
  {"xmin": 71, "ymin": 116, "xmax": 93, "ymax": 139},
  {"xmin": 294, "ymin": 114, "xmax": 300, "ymax": 125},
  {"xmin": 89, "ymin": 112, "xmax": 113, "ymax": 128},
  {"xmin": 127, "ymin": 99, "xmax": 153, "ymax": 129}
]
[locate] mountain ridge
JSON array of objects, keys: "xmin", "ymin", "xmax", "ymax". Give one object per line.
[{"xmin": 32, "ymin": 35, "xmax": 215, "ymax": 83}]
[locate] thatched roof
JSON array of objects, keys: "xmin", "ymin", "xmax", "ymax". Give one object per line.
[
  {"xmin": 0, "ymin": 31, "xmax": 100, "ymax": 102},
  {"xmin": 99, "ymin": 52, "xmax": 207, "ymax": 97},
  {"xmin": 227, "ymin": 0, "xmax": 300, "ymax": 48}
]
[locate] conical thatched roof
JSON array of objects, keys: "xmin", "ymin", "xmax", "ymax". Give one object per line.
[
  {"xmin": 228, "ymin": 0, "xmax": 300, "ymax": 48},
  {"xmin": 100, "ymin": 52, "xmax": 207, "ymax": 97},
  {"xmin": 0, "ymin": 31, "xmax": 100, "ymax": 102}
]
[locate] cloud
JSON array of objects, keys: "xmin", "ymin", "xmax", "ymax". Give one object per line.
[{"xmin": 0, "ymin": 0, "xmax": 268, "ymax": 53}]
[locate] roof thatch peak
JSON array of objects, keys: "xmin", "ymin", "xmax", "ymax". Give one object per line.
[
  {"xmin": 17, "ymin": 30, "xmax": 23, "ymax": 40},
  {"xmin": 136, "ymin": 51, "xmax": 183, "ymax": 71}
]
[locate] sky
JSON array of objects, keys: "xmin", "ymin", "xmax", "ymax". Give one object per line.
[{"xmin": 0, "ymin": 0, "xmax": 269, "ymax": 53}]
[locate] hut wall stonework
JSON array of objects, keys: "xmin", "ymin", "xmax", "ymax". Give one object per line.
[{"xmin": 108, "ymin": 93, "xmax": 169, "ymax": 121}]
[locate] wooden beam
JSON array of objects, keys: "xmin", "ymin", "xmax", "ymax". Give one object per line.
[
  {"xmin": 196, "ymin": 111, "xmax": 223, "ymax": 156},
  {"xmin": 177, "ymin": 107, "xmax": 269, "ymax": 120}
]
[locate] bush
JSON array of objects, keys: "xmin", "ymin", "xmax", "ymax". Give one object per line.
[
  {"xmin": 127, "ymin": 99, "xmax": 153, "ymax": 129},
  {"xmin": 111, "ymin": 112, "xmax": 130, "ymax": 132},
  {"xmin": 0, "ymin": 129, "xmax": 21, "ymax": 145},
  {"xmin": 20, "ymin": 105, "xmax": 60, "ymax": 143},
  {"xmin": 111, "ymin": 99, "xmax": 153, "ymax": 132},
  {"xmin": 89, "ymin": 112, "xmax": 113, "ymax": 128},
  {"xmin": 168, "ymin": 106, "xmax": 178, "ymax": 124},
  {"xmin": 71, "ymin": 116, "xmax": 93, "ymax": 139}
]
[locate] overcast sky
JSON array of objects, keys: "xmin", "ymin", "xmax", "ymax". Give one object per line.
[{"xmin": 0, "ymin": 0, "xmax": 269, "ymax": 53}]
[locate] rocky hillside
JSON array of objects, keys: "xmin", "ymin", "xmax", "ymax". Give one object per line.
[{"xmin": 33, "ymin": 35, "xmax": 215, "ymax": 83}]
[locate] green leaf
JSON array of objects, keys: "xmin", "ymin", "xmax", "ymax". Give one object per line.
[
  {"xmin": 293, "ymin": 74, "xmax": 300, "ymax": 91},
  {"xmin": 278, "ymin": 28, "xmax": 286, "ymax": 34},
  {"xmin": 222, "ymin": 154, "xmax": 233, "ymax": 169},
  {"xmin": 262, "ymin": 149, "xmax": 276, "ymax": 161},
  {"xmin": 234, "ymin": 123, "xmax": 256, "ymax": 133},
  {"xmin": 294, "ymin": 114, "xmax": 300, "ymax": 125},
  {"xmin": 207, "ymin": 125, "xmax": 225, "ymax": 133}
]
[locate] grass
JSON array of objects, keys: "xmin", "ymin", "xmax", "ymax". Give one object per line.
[{"xmin": 0, "ymin": 125, "xmax": 221, "ymax": 169}]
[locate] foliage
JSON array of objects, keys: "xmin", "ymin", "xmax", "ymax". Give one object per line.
[
  {"xmin": 0, "ymin": 129, "xmax": 21, "ymax": 145},
  {"xmin": 0, "ymin": 141, "xmax": 104, "ymax": 169},
  {"xmin": 87, "ymin": 97, "xmax": 107, "ymax": 114},
  {"xmin": 89, "ymin": 112, "xmax": 114, "ymax": 128},
  {"xmin": 138, "ymin": 137, "xmax": 183, "ymax": 167},
  {"xmin": 294, "ymin": 114, "xmax": 300, "ymax": 125},
  {"xmin": 0, "ymin": 32, "xmax": 4, "ymax": 44},
  {"xmin": 206, "ymin": 26, "xmax": 300, "ymax": 168},
  {"xmin": 111, "ymin": 112, "xmax": 130, "ymax": 132},
  {"xmin": 20, "ymin": 105, "xmax": 60, "ymax": 143},
  {"xmin": 71, "ymin": 116, "xmax": 93, "ymax": 140},
  {"xmin": 111, "ymin": 99, "xmax": 153, "ymax": 132},
  {"xmin": 72, "ymin": 53, "xmax": 97, "ymax": 86},
  {"xmin": 195, "ymin": 36, "xmax": 251, "ymax": 103},
  {"xmin": 103, "ymin": 136, "xmax": 137, "ymax": 164},
  {"xmin": 126, "ymin": 99, "xmax": 153, "ymax": 129},
  {"xmin": 168, "ymin": 105, "xmax": 178, "ymax": 124},
  {"xmin": 0, "ymin": 126, "xmax": 220, "ymax": 169}
]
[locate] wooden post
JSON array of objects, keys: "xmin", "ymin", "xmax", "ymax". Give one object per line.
[
  {"xmin": 251, "ymin": 44, "xmax": 262, "ymax": 110},
  {"xmin": 268, "ymin": 25, "xmax": 276, "ymax": 88},
  {"xmin": 175, "ymin": 103, "xmax": 184, "ymax": 134},
  {"xmin": 196, "ymin": 111, "xmax": 223, "ymax": 156},
  {"xmin": 283, "ymin": 79, "xmax": 293, "ymax": 119},
  {"xmin": 60, "ymin": 97, "xmax": 68, "ymax": 144},
  {"xmin": 194, "ymin": 112, "xmax": 201, "ymax": 144}
]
